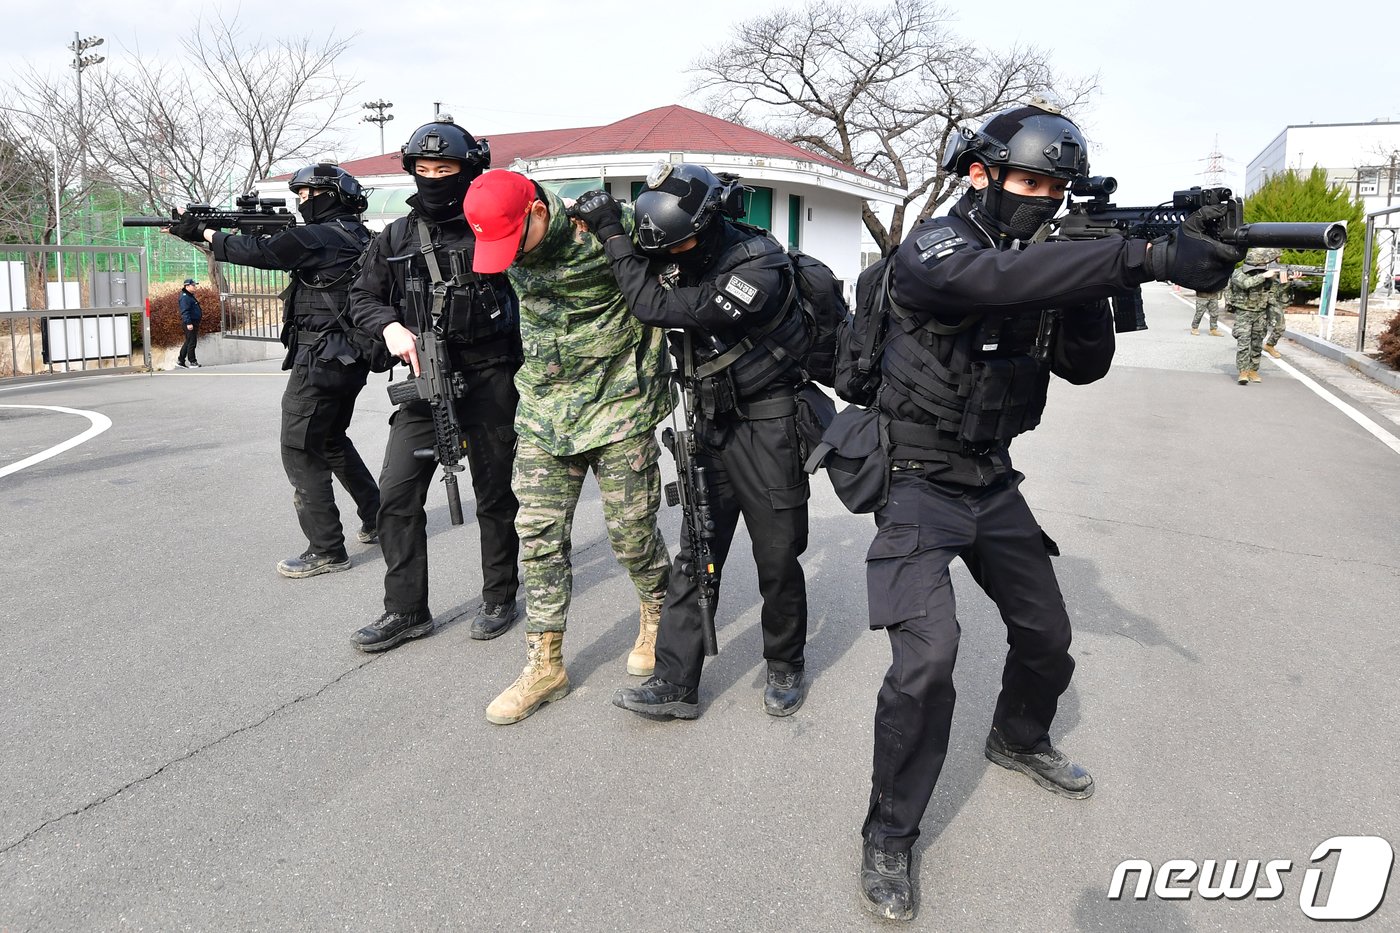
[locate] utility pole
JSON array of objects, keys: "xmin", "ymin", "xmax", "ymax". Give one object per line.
[
  {"xmin": 69, "ymin": 31, "xmax": 104, "ymax": 245},
  {"xmin": 362, "ymin": 99, "xmax": 394, "ymax": 154}
]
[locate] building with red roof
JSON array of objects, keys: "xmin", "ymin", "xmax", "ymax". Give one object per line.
[{"xmin": 263, "ymin": 105, "xmax": 904, "ymax": 295}]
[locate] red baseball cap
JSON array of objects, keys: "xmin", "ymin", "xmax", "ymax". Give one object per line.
[{"xmin": 464, "ymin": 170, "xmax": 537, "ymax": 273}]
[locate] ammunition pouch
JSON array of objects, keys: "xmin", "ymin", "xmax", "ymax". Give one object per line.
[
  {"xmin": 804, "ymin": 405, "xmax": 889, "ymax": 514},
  {"xmin": 957, "ymin": 356, "xmax": 1050, "ymax": 447}
]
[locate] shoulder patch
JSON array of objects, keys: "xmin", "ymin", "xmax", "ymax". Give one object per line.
[
  {"xmin": 722, "ymin": 274, "xmax": 759, "ymax": 306},
  {"xmin": 914, "ymin": 224, "xmax": 971, "ymax": 267}
]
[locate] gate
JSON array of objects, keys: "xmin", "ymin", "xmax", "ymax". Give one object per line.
[
  {"xmin": 219, "ymin": 261, "xmax": 287, "ymax": 341},
  {"xmin": 1, "ymin": 244, "xmax": 150, "ymax": 384}
]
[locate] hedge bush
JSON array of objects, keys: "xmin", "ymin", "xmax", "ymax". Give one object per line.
[
  {"xmin": 147, "ymin": 281, "xmax": 220, "ymax": 348},
  {"xmin": 1377, "ymin": 310, "xmax": 1400, "ymax": 371}
]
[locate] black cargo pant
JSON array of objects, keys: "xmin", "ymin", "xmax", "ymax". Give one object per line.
[
  {"xmin": 377, "ymin": 359, "xmax": 520, "ymax": 615},
  {"xmin": 280, "ymin": 362, "xmax": 381, "ymax": 556},
  {"xmin": 178, "ymin": 326, "xmax": 199, "ymax": 364},
  {"xmin": 861, "ymin": 469, "xmax": 1074, "ymax": 855},
  {"xmin": 653, "ymin": 400, "xmax": 809, "ymax": 688}
]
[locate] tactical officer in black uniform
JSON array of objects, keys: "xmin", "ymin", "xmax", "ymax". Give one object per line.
[
  {"xmin": 170, "ymin": 163, "xmax": 382, "ymax": 579},
  {"xmin": 843, "ymin": 103, "xmax": 1245, "ymax": 921},
  {"xmin": 570, "ymin": 163, "xmax": 815, "ymax": 718},
  {"xmin": 346, "ymin": 117, "xmax": 523, "ymax": 652}
]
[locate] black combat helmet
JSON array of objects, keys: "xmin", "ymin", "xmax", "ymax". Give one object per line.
[
  {"xmin": 400, "ymin": 115, "xmax": 490, "ymax": 178},
  {"xmin": 941, "ymin": 100, "xmax": 1090, "ymax": 181},
  {"xmin": 288, "ymin": 162, "xmax": 369, "ymax": 214},
  {"xmin": 632, "ymin": 162, "xmax": 747, "ymax": 253}
]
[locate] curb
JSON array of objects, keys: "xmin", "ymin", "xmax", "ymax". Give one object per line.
[{"xmin": 1283, "ymin": 329, "xmax": 1400, "ymax": 391}]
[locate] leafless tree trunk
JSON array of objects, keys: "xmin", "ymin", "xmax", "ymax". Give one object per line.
[{"xmin": 691, "ymin": 0, "xmax": 1097, "ymax": 255}]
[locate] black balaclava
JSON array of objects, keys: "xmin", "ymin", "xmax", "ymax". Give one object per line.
[
  {"xmin": 973, "ymin": 162, "xmax": 1064, "ymax": 245},
  {"xmin": 414, "ymin": 167, "xmax": 473, "ymax": 222},
  {"xmin": 298, "ymin": 191, "xmax": 338, "ymax": 224},
  {"xmin": 672, "ymin": 217, "xmax": 727, "ymax": 279}
]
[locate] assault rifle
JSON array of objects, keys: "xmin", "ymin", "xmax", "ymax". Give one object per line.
[
  {"xmin": 1051, "ymin": 178, "xmax": 1347, "ymax": 332},
  {"xmin": 660, "ymin": 375, "xmax": 719, "ymax": 657},
  {"xmin": 122, "ymin": 192, "xmax": 298, "ymax": 234},
  {"xmin": 385, "ymin": 330, "xmax": 467, "ymax": 525}
]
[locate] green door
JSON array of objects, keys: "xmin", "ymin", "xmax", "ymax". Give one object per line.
[
  {"xmin": 787, "ymin": 194, "xmax": 802, "ymax": 250},
  {"xmin": 744, "ymin": 186, "xmax": 773, "ymax": 230}
]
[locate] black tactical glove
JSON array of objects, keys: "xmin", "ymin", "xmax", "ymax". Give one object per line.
[
  {"xmin": 568, "ymin": 190, "xmax": 626, "ymax": 244},
  {"xmin": 168, "ymin": 212, "xmax": 210, "ymax": 243},
  {"xmin": 1144, "ymin": 203, "xmax": 1247, "ymax": 293}
]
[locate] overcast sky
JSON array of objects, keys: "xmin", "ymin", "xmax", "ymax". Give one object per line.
[{"xmin": 7, "ymin": 0, "xmax": 1397, "ymax": 209}]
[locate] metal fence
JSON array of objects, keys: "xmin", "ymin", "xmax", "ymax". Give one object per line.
[
  {"xmin": 219, "ymin": 261, "xmax": 287, "ymax": 341},
  {"xmin": 1, "ymin": 244, "xmax": 150, "ymax": 383}
]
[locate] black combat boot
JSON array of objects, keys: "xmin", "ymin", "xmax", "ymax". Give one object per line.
[
  {"xmin": 984, "ymin": 727, "xmax": 1095, "ymax": 799},
  {"xmin": 859, "ymin": 842, "xmax": 915, "ymax": 921},
  {"xmin": 350, "ymin": 610, "xmax": 435, "ymax": 653},
  {"xmin": 471, "ymin": 599, "xmax": 519, "ymax": 641},
  {"xmin": 277, "ymin": 550, "xmax": 350, "ymax": 579},
  {"xmin": 763, "ymin": 668, "xmax": 806, "ymax": 717},
  {"xmin": 612, "ymin": 677, "xmax": 699, "ymax": 720},
  {"xmin": 356, "ymin": 523, "xmax": 379, "ymax": 544}
]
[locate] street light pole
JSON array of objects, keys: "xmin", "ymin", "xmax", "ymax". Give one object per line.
[
  {"xmin": 68, "ymin": 32, "xmax": 104, "ymax": 246},
  {"xmin": 362, "ymin": 99, "xmax": 394, "ymax": 155}
]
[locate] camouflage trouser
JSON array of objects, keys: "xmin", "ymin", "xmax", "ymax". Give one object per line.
[
  {"xmin": 1235, "ymin": 306, "xmax": 1268, "ymax": 372},
  {"xmin": 1191, "ymin": 295, "xmax": 1219, "ymax": 329},
  {"xmin": 514, "ymin": 432, "xmax": 671, "ymax": 633},
  {"xmin": 1265, "ymin": 304, "xmax": 1286, "ymax": 346}
]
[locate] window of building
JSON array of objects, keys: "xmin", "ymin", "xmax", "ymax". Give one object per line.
[{"xmin": 1359, "ymin": 169, "xmax": 1379, "ymax": 196}]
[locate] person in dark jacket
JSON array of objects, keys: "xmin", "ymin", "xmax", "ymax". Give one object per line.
[
  {"xmin": 345, "ymin": 116, "xmax": 523, "ymax": 653},
  {"xmin": 176, "ymin": 279, "xmax": 201, "ymax": 368},
  {"xmin": 169, "ymin": 164, "xmax": 382, "ymax": 580},
  {"xmin": 571, "ymin": 163, "xmax": 819, "ymax": 719},
  {"xmin": 843, "ymin": 102, "xmax": 1245, "ymax": 921}
]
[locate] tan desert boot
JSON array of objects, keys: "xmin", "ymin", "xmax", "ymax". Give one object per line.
[
  {"xmin": 626, "ymin": 600, "xmax": 662, "ymax": 676},
  {"xmin": 1264, "ymin": 344, "xmax": 1281, "ymax": 358},
  {"xmin": 1190, "ymin": 327, "xmax": 1200, "ymax": 335},
  {"xmin": 1248, "ymin": 370, "xmax": 1262, "ymax": 383},
  {"xmin": 1209, "ymin": 328, "xmax": 1225, "ymax": 337},
  {"xmin": 486, "ymin": 631, "xmax": 569, "ymax": 725},
  {"xmin": 1237, "ymin": 370, "xmax": 1249, "ymax": 385}
]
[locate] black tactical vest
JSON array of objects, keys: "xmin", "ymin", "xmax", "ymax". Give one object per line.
[
  {"xmin": 683, "ymin": 224, "xmax": 808, "ymax": 416},
  {"xmin": 383, "ymin": 214, "xmax": 517, "ymax": 345},
  {"xmin": 879, "ymin": 217, "xmax": 1058, "ymax": 462},
  {"xmin": 288, "ymin": 219, "xmax": 372, "ymax": 333}
]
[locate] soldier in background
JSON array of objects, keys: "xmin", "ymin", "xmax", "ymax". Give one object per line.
[
  {"xmin": 1230, "ymin": 248, "xmax": 1281, "ymax": 384},
  {"xmin": 1190, "ymin": 287, "xmax": 1224, "ymax": 336},
  {"xmin": 169, "ymin": 164, "xmax": 380, "ymax": 579},
  {"xmin": 1263, "ymin": 264, "xmax": 1294, "ymax": 359},
  {"xmin": 464, "ymin": 170, "xmax": 673, "ymax": 726},
  {"xmin": 347, "ymin": 118, "xmax": 523, "ymax": 652}
]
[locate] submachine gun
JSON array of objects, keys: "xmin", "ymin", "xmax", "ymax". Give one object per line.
[
  {"xmin": 660, "ymin": 360, "xmax": 720, "ymax": 657},
  {"xmin": 385, "ymin": 330, "xmax": 467, "ymax": 526},
  {"xmin": 1050, "ymin": 178, "xmax": 1347, "ymax": 332},
  {"xmin": 121, "ymin": 192, "xmax": 298, "ymax": 234}
]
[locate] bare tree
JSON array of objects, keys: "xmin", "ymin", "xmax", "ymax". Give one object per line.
[
  {"xmin": 691, "ymin": 0, "xmax": 1097, "ymax": 255},
  {"xmin": 183, "ymin": 12, "xmax": 360, "ymax": 192}
]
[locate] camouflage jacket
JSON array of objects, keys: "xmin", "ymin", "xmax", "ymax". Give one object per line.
[
  {"xmin": 1229, "ymin": 267, "xmax": 1273, "ymax": 312},
  {"xmin": 507, "ymin": 188, "xmax": 672, "ymax": 456}
]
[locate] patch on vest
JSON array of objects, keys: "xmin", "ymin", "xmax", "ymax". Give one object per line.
[{"xmin": 722, "ymin": 274, "xmax": 760, "ymax": 306}]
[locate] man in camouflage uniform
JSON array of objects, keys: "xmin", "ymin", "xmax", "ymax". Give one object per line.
[
  {"xmin": 464, "ymin": 170, "xmax": 673, "ymax": 725},
  {"xmin": 1230, "ymin": 248, "xmax": 1279, "ymax": 384},
  {"xmin": 1191, "ymin": 288, "xmax": 1224, "ymax": 336},
  {"xmin": 1263, "ymin": 265, "xmax": 1293, "ymax": 359}
]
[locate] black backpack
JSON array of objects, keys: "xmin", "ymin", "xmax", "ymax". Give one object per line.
[
  {"xmin": 834, "ymin": 257, "xmax": 897, "ymax": 406},
  {"xmin": 786, "ymin": 248, "xmax": 849, "ymax": 387}
]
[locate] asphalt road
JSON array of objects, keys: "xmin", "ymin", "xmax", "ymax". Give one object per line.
[{"xmin": 2, "ymin": 283, "xmax": 1397, "ymax": 932}]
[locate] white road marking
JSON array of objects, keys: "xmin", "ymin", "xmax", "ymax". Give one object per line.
[
  {"xmin": 0, "ymin": 405, "xmax": 114, "ymax": 478},
  {"xmin": 1168, "ymin": 291, "xmax": 1400, "ymax": 457}
]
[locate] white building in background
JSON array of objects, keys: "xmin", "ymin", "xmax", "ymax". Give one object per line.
[
  {"xmin": 263, "ymin": 105, "xmax": 906, "ymax": 300},
  {"xmin": 1247, "ymin": 120, "xmax": 1400, "ymax": 290}
]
